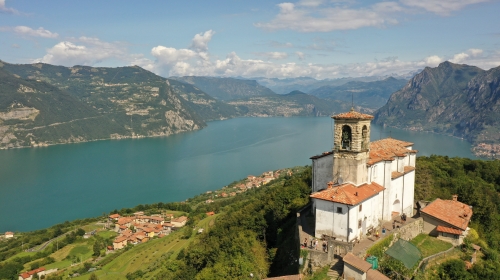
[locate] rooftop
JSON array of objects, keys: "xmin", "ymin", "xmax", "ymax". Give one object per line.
[
  {"xmin": 343, "ymin": 252, "xmax": 372, "ymax": 272},
  {"xmin": 421, "ymin": 198, "xmax": 472, "ymax": 231},
  {"xmin": 310, "ymin": 182, "xmax": 385, "ymax": 205},
  {"xmin": 368, "ymin": 138, "xmax": 417, "ymax": 165},
  {"xmin": 332, "ymin": 108, "xmax": 374, "ymax": 120}
]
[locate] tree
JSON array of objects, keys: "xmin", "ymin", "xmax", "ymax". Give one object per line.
[
  {"xmin": 182, "ymin": 226, "xmax": 193, "ymax": 239},
  {"xmin": 89, "ymin": 272, "xmax": 99, "ymax": 280}
]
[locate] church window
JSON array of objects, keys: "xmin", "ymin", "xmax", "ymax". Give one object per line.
[
  {"xmin": 341, "ymin": 125, "xmax": 352, "ymax": 150},
  {"xmin": 358, "ymin": 219, "xmax": 362, "ymax": 228},
  {"xmin": 336, "ymin": 207, "xmax": 343, "ymax": 214},
  {"xmin": 359, "ymin": 204, "xmax": 362, "ymax": 212}
]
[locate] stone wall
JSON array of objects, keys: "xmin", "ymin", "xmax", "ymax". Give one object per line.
[{"xmin": 396, "ymin": 217, "xmax": 424, "ymax": 242}]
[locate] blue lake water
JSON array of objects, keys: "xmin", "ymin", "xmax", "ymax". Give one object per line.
[{"xmin": 0, "ymin": 117, "xmax": 477, "ymax": 232}]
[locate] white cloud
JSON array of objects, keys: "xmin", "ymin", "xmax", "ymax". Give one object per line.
[
  {"xmin": 9, "ymin": 26, "xmax": 59, "ymax": 38},
  {"xmin": 424, "ymin": 55, "xmax": 443, "ymax": 66},
  {"xmin": 0, "ymin": 0, "xmax": 19, "ymax": 14},
  {"xmin": 296, "ymin": 51, "xmax": 305, "ymax": 60},
  {"xmin": 400, "ymin": 0, "xmax": 490, "ymax": 16},
  {"xmin": 151, "ymin": 46, "xmax": 197, "ymax": 65},
  {"xmin": 256, "ymin": 0, "xmax": 490, "ymax": 32},
  {"xmin": 189, "ymin": 30, "xmax": 215, "ymax": 52},
  {"xmin": 35, "ymin": 37, "xmax": 128, "ymax": 66},
  {"xmin": 255, "ymin": 52, "xmax": 289, "ymax": 60},
  {"xmin": 255, "ymin": 1, "xmax": 402, "ymax": 32}
]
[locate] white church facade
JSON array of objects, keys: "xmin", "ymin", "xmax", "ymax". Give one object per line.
[{"xmin": 310, "ymin": 109, "xmax": 417, "ymax": 242}]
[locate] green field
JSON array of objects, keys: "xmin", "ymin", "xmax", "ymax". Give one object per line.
[{"xmin": 411, "ymin": 234, "xmax": 453, "ymax": 258}]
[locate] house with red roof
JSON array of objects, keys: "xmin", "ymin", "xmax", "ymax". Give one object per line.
[
  {"xmin": 5, "ymin": 231, "xmax": 14, "ymax": 239},
  {"xmin": 19, "ymin": 267, "xmax": 58, "ymax": 280},
  {"xmin": 420, "ymin": 195, "xmax": 472, "ymax": 245},
  {"xmin": 310, "ymin": 108, "xmax": 417, "ymax": 242}
]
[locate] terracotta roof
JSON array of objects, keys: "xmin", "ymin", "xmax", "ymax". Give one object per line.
[
  {"xmin": 109, "ymin": 214, "xmax": 120, "ymax": 219},
  {"xmin": 367, "ymin": 269, "xmax": 391, "ymax": 280},
  {"xmin": 421, "ymin": 198, "xmax": 472, "ymax": 230},
  {"xmin": 206, "ymin": 211, "xmax": 215, "ymax": 216},
  {"xmin": 5, "ymin": 231, "xmax": 13, "ymax": 235},
  {"xmin": 332, "ymin": 108, "xmax": 374, "ymax": 120},
  {"xmin": 368, "ymin": 138, "xmax": 417, "ymax": 165},
  {"xmin": 117, "ymin": 217, "xmax": 133, "ymax": 225},
  {"xmin": 310, "ymin": 182, "xmax": 384, "ymax": 205},
  {"xmin": 391, "ymin": 166, "xmax": 416, "ymax": 179},
  {"xmin": 436, "ymin": 225, "xmax": 463, "ymax": 235},
  {"xmin": 343, "ymin": 252, "xmax": 372, "ymax": 272},
  {"xmin": 114, "ymin": 236, "xmax": 128, "ymax": 243}
]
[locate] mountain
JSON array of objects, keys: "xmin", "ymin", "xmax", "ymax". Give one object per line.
[
  {"xmin": 309, "ymin": 77, "xmax": 407, "ymax": 109},
  {"xmin": 166, "ymin": 79, "xmax": 241, "ymax": 121},
  {"xmin": 0, "ymin": 61, "xmax": 209, "ymax": 148},
  {"xmin": 227, "ymin": 90, "xmax": 355, "ymax": 117},
  {"xmin": 254, "ymin": 76, "xmax": 383, "ymax": 95},
  {"xmin": 374, "ymin": 61, "xmax": 500, "ymax": 158},
  {"xmin": 170, "ymin": 76, "xmax": 276, "ymax": 101}
]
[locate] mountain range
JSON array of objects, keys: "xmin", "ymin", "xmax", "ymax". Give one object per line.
[
  {"xmin": 0, "ymin": 61, "xmax": 367, "ymax": 148},
  {"xmin": 374, "ymin": 61, "xmax": 500, "ymax": 158}
]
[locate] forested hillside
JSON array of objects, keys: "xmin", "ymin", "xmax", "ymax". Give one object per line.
[{"xmin": 415, "ymin": 156, "xmax": 500, "ymax": 279}]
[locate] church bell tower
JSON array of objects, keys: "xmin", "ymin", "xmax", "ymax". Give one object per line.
[{"xmin": 332, "ymin": 108, "xmax": 373, "ymax": 186}]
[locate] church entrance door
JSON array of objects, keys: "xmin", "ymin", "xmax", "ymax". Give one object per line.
[
  {"xmin": 361, "ymin": 218, "xmax": 367, "ymax": 236},
  {"xmin": 392, "ymin": 199, "xmax": 401, "ymax": 215}
]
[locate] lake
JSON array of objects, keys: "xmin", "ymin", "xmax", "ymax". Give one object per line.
[{"xmin": 0, "ymin": 117, "xmax": 478, "ymax": 232}]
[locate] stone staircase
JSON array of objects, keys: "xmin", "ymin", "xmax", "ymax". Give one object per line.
[{"xmin": 327, "ymin": 257, "xmax": 344, "ymax": 279}]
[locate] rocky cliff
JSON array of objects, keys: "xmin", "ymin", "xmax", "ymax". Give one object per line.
[{"xmin": 374, "ymin": 61, "xmax": 500, "ymax": 158}]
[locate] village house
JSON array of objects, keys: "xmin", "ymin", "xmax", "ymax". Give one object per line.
[
  {"xmin": 310, "ymin": 109, "xmax": 417, "ymax": 242},
  {"xmin": 115, "ymin": 217, "xmax": 134, "ymax": 231},
  {"xmin": 5, "ymin": 231, "xmax": 14, "ymax": 239},
  {"xmin": 171, "ymin": 216, "xmax": 188, "ymax": 228},
  {"xmin": 108, "ymin": 213, "xmax": 121, "ymax": 221},
  {"xmin": 420, "ymin": 195, "xmax": 472, "ymax": 245},
  {"xmin": 113, "ymin": 236, "xmax": 128, "ymax": 250},
  {"xmin": 343, "ymin": 252, "xmax": 390, "ymax": 280},
  {"xmin": 164, "ymin": 213, "xmax": 175, "ymax": 220},
  {"xmin": 19, "ymin": 267, "xmax": 58, "ymax": 280},
  {"xmin": 229, "ymin": 192, "xmax": 236, "ymax": 197},
  {"xmin": 206, "ymin": 211, "xmax": 215, "ymax": 216},
  {"xmin": 205, "ymin": 199, "xmax": 214, "ymax": 203}
]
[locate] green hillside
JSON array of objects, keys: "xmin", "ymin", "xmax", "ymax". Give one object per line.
[{"xmin": 0, "ymin": 61, "xmax": 213, "ymax": 148}]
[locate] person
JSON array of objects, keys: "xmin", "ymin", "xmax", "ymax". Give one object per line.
[
  {"xmin": 311, "ymin": 239, "xmax": 314, "ymax": 248},
  {"xmin": 375, "ymin": 230, "xmax": 379, "ymax": 239},
  {"xmin": 315, "ymin": 239, "xmax": 318, "ymax": 250},
  {"xmin": 322, "ymin": 241, "xmax": 327, "ymax": 252},
  {"xmin": 304, "ymin": 238, "xmax": 308, "ymax": 248}
]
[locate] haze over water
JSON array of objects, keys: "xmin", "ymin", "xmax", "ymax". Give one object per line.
[{"xmin": 0, "ymin": 117, "xmax": 477, "ymax": 232}]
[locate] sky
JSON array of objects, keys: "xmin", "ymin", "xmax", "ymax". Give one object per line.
[{"xmin": 1, "ymin": 0, "xmax": 499, "ymax": 79}]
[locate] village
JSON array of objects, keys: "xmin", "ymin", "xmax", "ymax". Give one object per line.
[{"xmin": 0, "ymin": 168, "xmax": 292, "ymax": 280}]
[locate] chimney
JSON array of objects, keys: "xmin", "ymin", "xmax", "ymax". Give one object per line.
[
  {"xmin": 327, "ymin": 181, "xmax": 334, "ymax": 189},
  {"xmin": 452, "ymin": 194, "xmax": 458, "ymax": 201},
  {"xmin": 355, "ymin": 192, "xmax": 358, "ymax": 196}
]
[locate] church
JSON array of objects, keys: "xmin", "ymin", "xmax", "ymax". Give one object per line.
[{"xmin": 309, "ymin": 108, "xmax": 417, "ymax": 242}]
